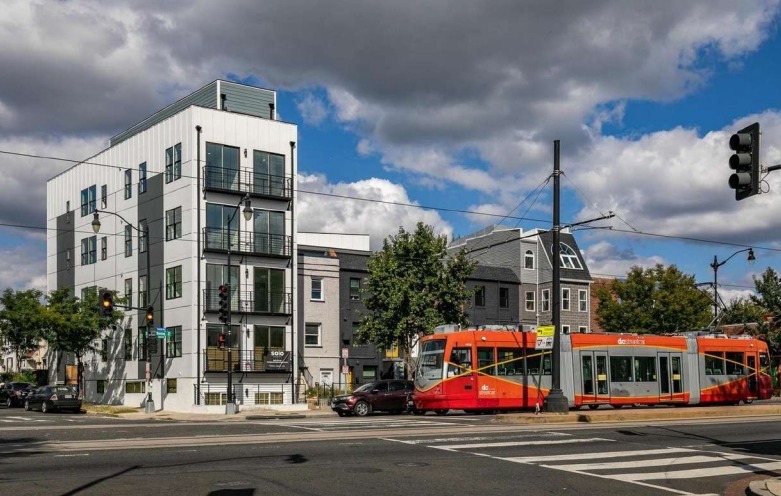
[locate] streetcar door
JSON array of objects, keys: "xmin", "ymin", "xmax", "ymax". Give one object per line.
[
  {"xmin": 580, "ymin": 352, "xmax": 609, "ymax": 404},
  {"xmin": 658, "ymin": 352, "xmax": 683, "ymax": 401},
  {"xmin": 747, "ymin": 354, "xmax": 758, "ymax": 398}
]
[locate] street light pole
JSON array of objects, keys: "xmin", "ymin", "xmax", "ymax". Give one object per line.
[
  {"xmin": 710, "ymin": 247, "xmax": 755, "ymax": 320},
  {"xmin": 92, "ymin": 209, "xmax": 154, "ymax": 412},
  {"xmin": 225, "ymin": 195, "xmax": 253, "ymax": 415}
]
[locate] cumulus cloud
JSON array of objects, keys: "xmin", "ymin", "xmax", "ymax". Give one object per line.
[
  {"xmin": 296, "ymin": 93, "xmax": 329, "ymax": 126},
  {"xmin": 296, "ymin": 174, "xmax": 452, "ymax": 250},
  {"xmin": 0, "ymin": 243, "xmax": 48, "ymax": 291},
  {"xmin": 584, "ymin": 241, "xmax": 666, "ymax": 279}
]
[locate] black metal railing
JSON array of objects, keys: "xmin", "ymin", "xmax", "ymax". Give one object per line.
[
  {"xmin": 203, "ymin": 289, "xmax": 292, "ymax": 315},
  {"xmin": 203, "ymin": 228, "xmax": 292, "ymax": 258},
  {"xmin": 203, "ymin": 166, "xmax": 292, "ymax": 200},
  {"xmin": 203, "ymin": 348, "xmax": 292, "ymax": 373}
]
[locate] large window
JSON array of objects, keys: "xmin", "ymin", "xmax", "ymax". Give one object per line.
[
  {"xmin": 560, "ymin": 243, "xmax": 583, "ymax": 269},
  {"xmin": 578, "ymin": 289, "xmax": 588, "ymax": 312},
  {"xmin": 253, "ymin": 149, "xmax": 285, "ymax": 196},
  {"xmin": 206, "ymin": 142, "xmax": 239, "ymax": 189},
  {"xmin": 524, "ymin": 249, "xmax": 535, "ymax": 269},
  {"xmin": 138, "ymin": 329, "xmax": 147, "ymax": 361},
  {"xmin": 206, "ymin": 203, "xmax": 240, "ymax": 251},
  {"xmin": 562, "ymin": 288, "xmax": 571, "ymax": 311},
  {"xmin": 526, "ymin": 351, "xmax": 551, "ymax": 375},
  {"xmin": 350, "ymin": 278, "xmax": 361, "ymax": 301},
  {"xmin": 166, "ymin": 266, "xmax": 182, "ymax": 299},
  {"xmin": 525, "ymin": 291, "xmax": 535, "ymax": 312},
  {"xmin": 474, "ymin": 285, "xmax": 485, "ymax": 307},
  {"xmin": 139, "ymin": 275, "xmax": 147, "ymax": 308},
  {"xmin": 166, "ymin": 207, "xmax": 182, "ymax": 241},
  {"xmin": 124, "ymin": 225, "xmax": 132, "ymax": 257},
  {"xmin": 165, "ymin": 144, "xmax": 183, "ymax": 183},
  {"xmin": 705, "ymin": 352, "xmax": 725, "ymax": 375},
  {"xmin": 174, "ymin": 143, "xmax": 181, "ymax": 180},
  {"xmin": 124, "ymin": 169, "xmax": 132, "ymax": 199},
  {"xmin": 124, "ymin": 278, "xmax": 133, "ymax": 308},
  {"xmin": 477, "ymin": 348, "xmax": 496, "ymax": 375},
  {"xmin": 139, "ymin": 162, "xmax": 147, "ymax": 194},
  {"xmin": 254, "ymin": 325, "xmax": 285, "ymax": 351},
  {"xmin": 254, "ymin": 267, "xmax": 286, "ymax": 313},
  {"xmin": 80, "ymin": 185, "xmax": 96, "ymax": 217},
  {"xmin": 101, "ymin": 184, "xmax": 107, "ymax": 209},
  {"xmin": 139, "ymin": 219, "xmax": 148, "ymax": 253},
  {"xmin": 725, "ymin": 352, "xmax": 745, "ymax": 375},
  {"xmin": 254, "ymin": 209, "xmax": 285, "ymax": 255},
  {"xmin": 499, "ymin": 287, "xmax": 509, "ymax": 309},
  {"xmin": 80, "ymin": 236, "xmax": 96, "ymax": 265},
  {"xmin": 166, "ymin": 326, "xmax": 182, "ymax": 358},
  {"xmin": 305, "ymin": 323, "xmax": 321, "ymax": 347},
  {"xmin": 101, "ymin": 236, "xmax": 107, "ymax": 261},
  {"xmin": 497, "ymin": 348, "xmax": 524, "ymax": 375},
  {"xmin": 124, "ymin": 330, "xmax": 133, "ymax": 360},
  {"xmin": 542, "ymin": 289, "xmax": 550, "ymax": 312},
  {"xmin": 311, "ymin": 278, "xmax": 323, "ymax": 301},
  {"xmin": 634, "ymin": 356, "xmax": 656, "ymax": 382}
]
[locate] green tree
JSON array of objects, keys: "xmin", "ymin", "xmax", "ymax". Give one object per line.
[
  {"xmin": 0, "ymin": 289, "xmax": 48, "ymax": 372},
  {"xmin": 751, "ymin": 268, "xmax": 781, "ymax": 354},
  {"xmin": 596, "ymin": 264, "xmax": 712, "ymax": 334},
  {"xmin": 45, "ymin": 288, "xmax": 123, "ymax": 397},
  {"xmin": 357, "ymin": 223, "xmax": 477, "ymax": 376}
]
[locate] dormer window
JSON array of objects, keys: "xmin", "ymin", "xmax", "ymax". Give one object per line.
[{"xmin": 560, "ymin": 243, "xmax": 582, "ymax": 269}]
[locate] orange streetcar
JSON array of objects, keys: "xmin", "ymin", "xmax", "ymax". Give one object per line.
[{"xmin": 411, "ymin": 326, "xmax": 773, "ymax": 414}]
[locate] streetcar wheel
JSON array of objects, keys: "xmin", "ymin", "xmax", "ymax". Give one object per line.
[
  {"xmin": 588, "ymin": 405, "xmax": 599, "ymax": 410},
  {"xmin": 464, "ymin": 409, "xmax": 478, "ymax": 414},
  {"xmin": 354, "ymin": 401, "xmax": 371, "ymax": 417},
  {"xmin": 434, "ymin": 409, "xmax": 449, "ymax": 415},
  {"xmin": 412, "ymin": 409, "xmax": 427, "ymax": 416},
  {"xmin": 743, "ymin": 399, "xmax": 754, "ymax": 405},
  {"xmin": 612, "ymin": 404, "xmax": 623, "ymax": 409}
]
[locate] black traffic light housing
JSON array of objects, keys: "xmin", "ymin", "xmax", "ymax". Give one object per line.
[
  {"xmin": 145, "ymin": 306, "xmax": 154, "ymax": 327},
  {"xmin": 729, "ymin": 122, "xmax": 760, "ymax": 201},
  {"xmin": 100, "ymin": 290, "xmax": 114, "ymax": 317},
  {"xmin": 218, "ymin": 284, "xmax": 229, "ymax": 324}
]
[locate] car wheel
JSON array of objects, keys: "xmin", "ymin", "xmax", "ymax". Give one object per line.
[
  {"xmin": 5, "ymin": 397, "xmax": 11, "ymax": 408},
  {"xmin": 434, "ymin": 409, "xmax": 449, "ymax": 415},
  {"xmin": 353, "ymin": 401, "xmax": 371, "ymax": 417},
  {"xmin": 41, "ymin": 402, "xmax": 50, "ymax": 413},
  {"xmin": 23, "ymin": 400, "xmax": 30, "ymax": 411}
]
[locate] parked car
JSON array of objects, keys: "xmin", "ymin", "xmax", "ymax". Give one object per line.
[
  {"xmin": 24, "ymin": 385, "xmax": 82, "ymax": 413},
  {"xmin": 330, "ymin": 379, "xmax": 414, "ymax": 417},
  {"xmin": 1, "ymin": 382, "xmax": 35, "ymax": 408}
]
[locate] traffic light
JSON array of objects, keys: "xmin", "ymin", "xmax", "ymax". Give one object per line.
[
  {"xmin": 729, "ymin": 122, "xmax": 760, "ymax": 201},
  {"xmin": 218, "ymin": 284, "xmax": 229, "ymax": 324},
  {"xmin": 218, "ymin": 332, "xmax": 226, "ymax": 351},
  {"xmin": 100, "ymin": 291, "xmax": 114, "ymax": 317},
  {"xmin": 145, "ymin": 306, "xmax": 154, "ymax": 327}
]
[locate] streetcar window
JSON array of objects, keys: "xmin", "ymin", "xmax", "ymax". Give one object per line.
[
  {"xmin": 725, "ymin": 352, "xmax": 745, "ymax": 375},
  {"xmin": 418, "ymin": 339, "xmax": 446, "ymax": 380},
  {"xmin": 705, "ymin": 352, "xmax": 724, "ymax": 375},
  {"xmin": 527, "ymin": 351, "xmax": 551, "ymax": 376},
  {"xmin": 634, "ymin": 356, "xmax": 656, "ymax": 382},
  {"xmin": 760, "ymin": 353, "xmax": 770, "ymax": 368},
  {"xmin": 497, "ymin": 348, "xmax": 524, "ymax": 375},
  {"xmin": 448, "ymin": 347, "xmax": 472, "ymax": 377},
  {"xmin": 610, "ymin": 356, "xmax": 633, "ymax": 382},
  {"xmin": 477, "ymin": 348, "xmax": 496, "ymax": 376}
]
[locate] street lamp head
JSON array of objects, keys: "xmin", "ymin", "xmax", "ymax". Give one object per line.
[
  {"xmin": 242, "ymin": 199, "xmax": 253, "ymax": 221},
  {"xmin": 748, "ymin": 248, "xmax": 756, "ymax": 264},
  {"xmin": 91, "ymin": 212, "xmax": 101, "ymax": 234}
]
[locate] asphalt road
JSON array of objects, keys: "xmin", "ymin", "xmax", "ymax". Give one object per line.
[{"xmin": 1, "ymin": 407, "xmax": 780, "ymax": 496}]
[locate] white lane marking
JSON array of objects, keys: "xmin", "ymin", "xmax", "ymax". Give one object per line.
[
  {"xmin": 611, "ymin": 461, "xmax": 781, "ymax": 481},
  {"xmin": 558, "ymin": 453, "xmax": 754, "ymax": 471},
  {"xmin": 435, "ymin": 437, "xmax": 613, "ymax": 450},
  {"xmin": 388, "ymin": 432, "xmax": 571, "ymax": 445},
  {"xmin": 503, "ymin": 447, "xmax": 698, "ymax": 464},
  {"xmin": 54, "ymin": 454, "xmax": 90, "ymax": 457},
  {"xmin": 0, "ymin": 416, "xmax": 48, "ymax": 423}
]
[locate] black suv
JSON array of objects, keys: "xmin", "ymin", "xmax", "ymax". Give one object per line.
[{"xmin": 330, "ymin": 380, "xmax": 413, "ymax": 417}]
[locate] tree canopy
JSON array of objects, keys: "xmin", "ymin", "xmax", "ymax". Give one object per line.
[
  {"xmin": 596, "ymin": 264, "xmax": 712, "ymax": 334},
  {"xmin": 0, "ymin": 288, "xmax": 48, "ymax": 372},
  {"xmin": 750, "ymin": 268, "xmax": 781, "ymax": 354},
  {"xmin": 356, "ymin": 223, "xmax": 477, "ymax": 372}
]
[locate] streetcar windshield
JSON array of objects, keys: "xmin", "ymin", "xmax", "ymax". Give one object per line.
[{"xmin": 417, "ymin": 339, "xmax": 446, "ymax": 381}]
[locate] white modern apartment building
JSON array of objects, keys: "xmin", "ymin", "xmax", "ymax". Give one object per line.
[{"xmin": 46, "ymin": 80, "xmax": 300, "ymax": 412}]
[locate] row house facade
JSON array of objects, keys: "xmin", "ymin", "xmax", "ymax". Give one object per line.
[
  {"xmin": 449, "ymin": 225, "xmax": 593, "ymax": 333},
  {"xmin": 46, "ymin": 80, "xmax": 300, "ymax": 412}
]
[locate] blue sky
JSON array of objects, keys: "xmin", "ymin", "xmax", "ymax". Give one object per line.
[{"xmin": 2, "ymin": 0, "xmax": 781, "ymax": 305}]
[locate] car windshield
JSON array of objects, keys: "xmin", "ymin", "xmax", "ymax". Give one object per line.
[{"xmin": 353, "ymin": 382, "xmax": 377, "ymax": 393}]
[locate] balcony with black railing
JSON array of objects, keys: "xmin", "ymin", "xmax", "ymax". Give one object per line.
[
  {"xmin": 203, "ymin": 228, "xmax": 292, "ymax": 258},
  {"xmin": 204, "ymin": 289, "xmax": 292, "ymax": 316},
  {"xmin": 203, "ymin": 166, "xmax": 292, "ymax": 200},
  {"xmin": 204, "ymin": 348, "xmax": 292, "ymax": 373}
]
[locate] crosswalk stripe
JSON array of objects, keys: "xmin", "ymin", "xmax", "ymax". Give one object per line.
[
  {"xmin": 503, "ymin": 447, "xmax": 698, "ymax": 464},
  {"xmin": 399, "ymin": 432, "xmax": 571, "ymax": 445},
  {"xmin": 611, "ymin": 461, "xmax": 781, "ymax": 481},
  {"xmin": 435, "ymin": 437, "xmax": 613, "ymax": 450},
  {"xmin": 554, "ymin": 453, "xmax": 754, "ymax": 471}
]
